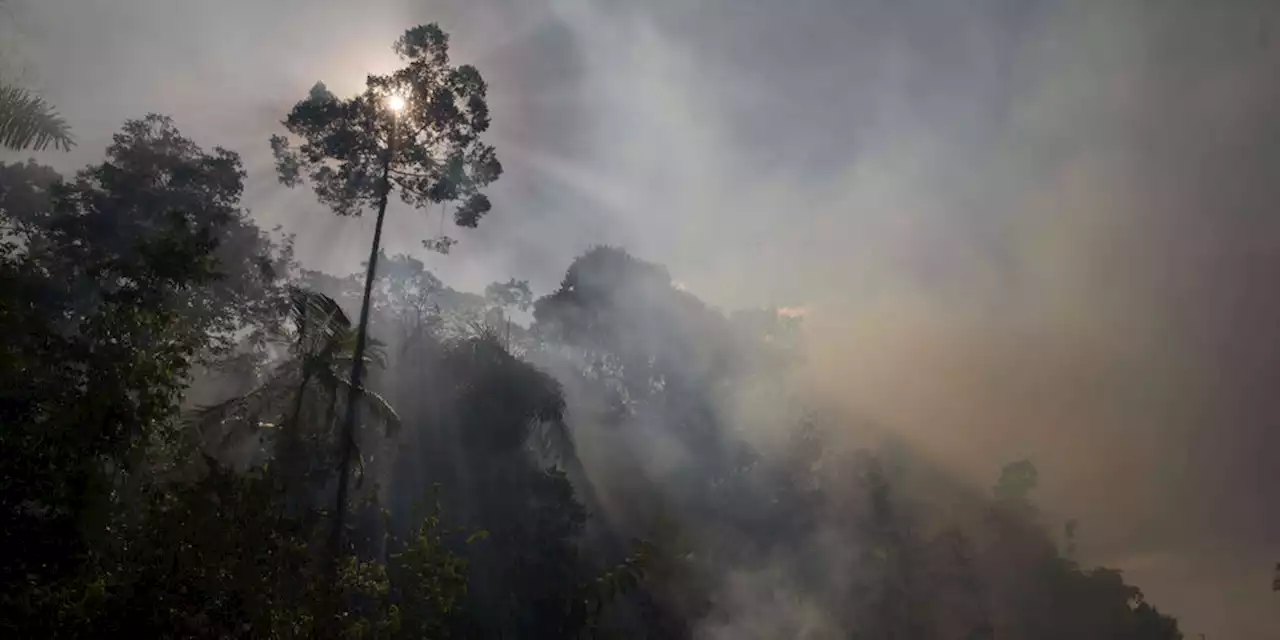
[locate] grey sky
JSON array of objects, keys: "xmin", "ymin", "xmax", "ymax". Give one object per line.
[{"xmin": 6, "ymin": 0, "xmax": 1280, "ymax": 636}]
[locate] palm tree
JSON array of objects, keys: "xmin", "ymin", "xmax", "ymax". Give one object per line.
[
  {"xmin": 190, "ymin": 288, "xmax": 400, "ymax": 496},
  {"xmin": 0, "ymin": 85, "xmax": 73, "ymax": 152}
]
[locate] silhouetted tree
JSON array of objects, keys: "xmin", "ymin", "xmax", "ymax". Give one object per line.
[
  {"xmin": 405, "ymin": 330, "xmax": 594, "ymax": 637},
  {"xmin": 977, "ymin": 461, "xmax": 1183, "ymax": 640},
  {"xmin": 270, "ymin": 22, "xmax": 502, "ymax": 560},
  {"xmin": 0, "ymin": 115, "xmax": 290, "ymax": 629},
  {"xmin": 484, "ymin": 278, "xmax": 532, "ymax": 347}
]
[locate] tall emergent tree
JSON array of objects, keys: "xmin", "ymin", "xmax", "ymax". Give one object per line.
[{"xmin": 270, "ymin": 23, "xmax": 502, "ymax": 559}]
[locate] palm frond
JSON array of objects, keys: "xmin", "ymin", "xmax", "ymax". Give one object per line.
[
  {"xmin": 291, "ymin": 287, "xmax": 350, "ymax": 328},
  {"xmin": 328, "ymin": 331, "xmax": 389, "ymax": 370},
  {"xmin": 188, "ymin": 288, "xmax": 401, "ymax": 469},
  {"xmin": 314, "ymin": 369, "xmax": 403, "ymax": 436},
  {"xmin": 331, "ymin": 348, "xmax": 389, "ymax": 372},
  {"xmin": 185, "ymin": 376, "xmax": 297, "ymax": 452},
  {"xmin": 0, "ymin": 85, "xmax": 74, "ymax": 152},
  {"xmin": 289, "ymin": 287, "xmax": 352, "ymax": 350},
  {"xmin": 354, "ymin": 385, "xmax": 402, "ymax": 436}
]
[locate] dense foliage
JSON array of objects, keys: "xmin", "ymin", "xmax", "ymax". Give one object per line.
[{"xmin": 0, "ymin": 21, "xmax": 1189, "ymax": 640}]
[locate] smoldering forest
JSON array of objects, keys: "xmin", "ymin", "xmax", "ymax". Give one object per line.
[{"xmin": 2, "ymin": 0, "xmax": 1278, "ymax": 638}]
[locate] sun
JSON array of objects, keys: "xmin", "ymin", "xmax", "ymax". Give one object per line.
[{"xmin": 387, "ymin": 94, "xmax": 406, "ymax": 113}]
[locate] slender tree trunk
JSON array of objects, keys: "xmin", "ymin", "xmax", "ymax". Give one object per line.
[
  {"xmin": 281, "ymin": 303, "xmax": 310, "ymax": 494},
  {"xmin": 315, "ymin": 389, "xmax": 339, "ymax": 501},
  {"xmin": 330, "ymin": 117, "xmax": 397, "ymax": 564},
  {"xmin": 286, "ymin": 374, "xmax": 309, "ymax": 447},
  {"xmin": 281, "ymin": 373, "xmax": 311, "ymax": 500}
]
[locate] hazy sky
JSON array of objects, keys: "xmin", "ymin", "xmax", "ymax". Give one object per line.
[{"xmin": 6, "ymin": 0, "xmax": 1280, "ymax": 636}]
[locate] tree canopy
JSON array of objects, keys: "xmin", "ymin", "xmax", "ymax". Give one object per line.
[{"xmin": 270, "ymin": 23, "xmax": 501, "ymax": 247}]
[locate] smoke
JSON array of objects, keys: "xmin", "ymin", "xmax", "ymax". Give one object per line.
[
  {"xmin": 541, "ymin": 1, "xmax": 1280, "ymax": 636},
  {"xmin": 697, "ymin": 566, "xmax": 838, "ymax": 640},
  {"xmin": 10, "ymin": 0, "xmax": 1280, "ymax": 636}
]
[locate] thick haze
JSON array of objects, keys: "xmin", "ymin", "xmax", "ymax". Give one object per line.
[{"xmin": 7, "ymin": 0, "xmax": 1280, "ymax": 636}]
